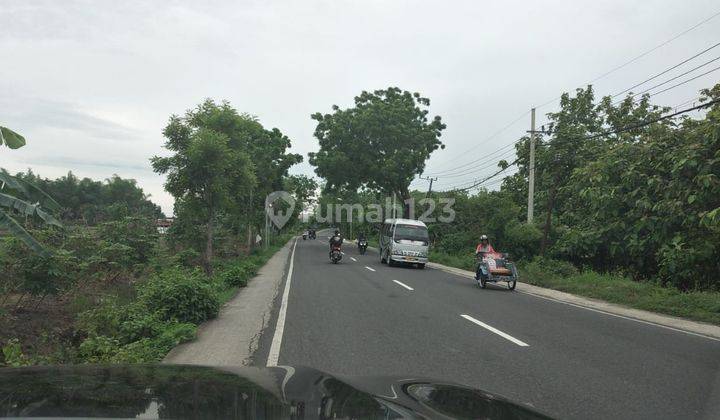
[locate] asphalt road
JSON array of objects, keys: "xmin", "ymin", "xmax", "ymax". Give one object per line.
[{"xmin": 253, "ymin": 233, "xmax": 720, "ymax": 419}]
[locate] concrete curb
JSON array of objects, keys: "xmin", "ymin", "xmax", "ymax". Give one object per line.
[
  {"xmin": 426, "ymin": 261, "xmax": 720, "ymax": 341},
  {"xmin": 164, "ymin": 238, "xmax": 295, "ymax": 365}
]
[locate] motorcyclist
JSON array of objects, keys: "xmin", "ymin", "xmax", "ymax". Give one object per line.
[
  {"xmin": 357, "ymin": 232, "xmax": 367, "ymax": 242},
  {"xmin": 475, "ymin": 234, "xmax": 495, "ymax": 254},
  {"xmin": 329, "ymin": 229, "xmax": 343, "ymax": 256}
]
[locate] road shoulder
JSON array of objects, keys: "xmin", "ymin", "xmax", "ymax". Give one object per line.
[
  {"xmin": 426, "ymin": 261, "xmax": 720, "ymax": 340},
  {"xmin": 163, "ymin": 239, "xmax": 294, "ymax": 365}
]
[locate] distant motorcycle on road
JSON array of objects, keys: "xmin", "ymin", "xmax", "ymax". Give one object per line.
[
  {"xmin": 357, "ymin": 238, "xmax": 368, "ymax": 255},
  {"xmin": 302, "ymin": 232, "xmax": 307, "ymax": 240},
  {"xmin": 330, "ymin": 244, "xmax": 343, "ymax": 264}
]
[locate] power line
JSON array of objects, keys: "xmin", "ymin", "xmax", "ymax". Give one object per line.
[
  {"xmin": 612, "ymin": 42, "xmax": 720, "ymax": 98},
  {"xmin": 584, "ymin": 97, "xmax": 719, "ymax": 140},
  {"xmin": 431, "ymin": 148, "xmax": 519, "ymax": 179},
  {"xmin": 425, "ymin": 12, "xmax": 720, "ymax": 182},
  {"xmin": 611, "ymin": 55, "xmax": 720, "ymax": 106},
  {"xmin": 533, "ymin": 10, "xmax": 720, "ymax": 110},
  {"xmin": 453, "ymin": 160, "xmax": 519, "ymax": 192},
  {"xmin": 648, "ymin": 65, "xmax": 720, "ymax": 98},
  {"xmin": 447, "ymin": 98, "xmax": 719, "ymax": 192},
  {"xmin": 424, "ymin": 111, "xmax": 529, "ymax": 175}
]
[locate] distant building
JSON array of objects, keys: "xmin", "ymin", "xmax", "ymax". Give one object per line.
[{"xmin": 155, "ymin": 218, "xmax": 174, "ymax": 234}]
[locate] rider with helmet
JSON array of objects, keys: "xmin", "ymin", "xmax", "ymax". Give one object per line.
[
  {"xmin": 475, "ymin": 234, "xmax": 494, "ymax": 280},
  {"xmin": 329, "ymin": 229, "xmax": 343, "ymax": 256},
  {"xmin": 475, "ymin": 234, "xmax": 495, "ymax": 255}
]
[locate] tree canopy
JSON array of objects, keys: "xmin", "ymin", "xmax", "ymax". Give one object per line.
[{"xmin": 309, "ymin": 87, "xmax": 446, "ymax": 216}]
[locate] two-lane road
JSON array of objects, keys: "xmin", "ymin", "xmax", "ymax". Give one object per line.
[{"xmin": 253, "ymin": 234, "xmax": 720, "ymax": 419}]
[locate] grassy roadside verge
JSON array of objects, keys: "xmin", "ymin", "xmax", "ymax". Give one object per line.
[
  {"xmin": 429, "ymin": 251, "xmax": 720, "ymax": 326},
  {"xmin": 1, "ymin": 234, "xmax": 294, "ymax": 367},
  {"xmin": 214, "ymin": 234, "xmax": 293, "ymax": 305}
]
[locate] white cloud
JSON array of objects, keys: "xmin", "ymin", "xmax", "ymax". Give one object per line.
[{"xmin": 1, "ymin": 0, "xmax": 719, "ymax": 215}]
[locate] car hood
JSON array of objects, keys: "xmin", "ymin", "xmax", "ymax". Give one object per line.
[{"xmin": 0, "ymin": 364, "xmax": 551, "ymax": 419}]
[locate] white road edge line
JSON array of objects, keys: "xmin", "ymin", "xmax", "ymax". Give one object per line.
[
  {"xmin": 392, "ymin": 280, "xmax": 414, "ymax": 291},
  {"xmin": 365, "ymin": 266, "xmax": 376, "ymax": 272},
  {"xmin": 350, "ymin": 257, "xmax": 357, "ymax": 262},
  {"xmin": 267, "ymin": 238, "xmax": 298, "ymax": 366},
  {"xmin": 430, "ymin": 265, "xmax": 720, "ymax": 342},
  {"xmin": 519, "ymin": 291, "xmax": 720, "ymax": 343},
  {"xmin": 461, "ymin": 314, "xmax": 530, "ymax": 347}
]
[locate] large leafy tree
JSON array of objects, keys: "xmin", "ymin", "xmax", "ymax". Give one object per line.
[
  {"xmin": 172, "ymin": 100, "xmax": 302, "ymax": 247},
  {"xmin": 153, "ymin": 99, "xmax": 302, "ymax": 269},
  {"xmin": 309, "ymin": 87, "xmax": 446, "ymax": 217},
  {"xmin": 152, "ymin": 125, "xmax": 255, "ymax": 275}
]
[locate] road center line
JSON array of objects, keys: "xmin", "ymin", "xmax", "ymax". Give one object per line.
[
  {"xmin": 392, "ymin": 280, "xmax": 414, "ymax": 291},
  {"xmin": 350, "ymin": 257, "xmax": 357, "ymax": 262},
  {"xmin": 365, "ymin": 266, "xmax": 376, "ymax": 272},
  {"xmin": 461, "ymin": 314, "xmax": 529, "ymax": 347},
  {"xmin": 266, "ymin": 238, "xmax": 298, "ymax": 366}
]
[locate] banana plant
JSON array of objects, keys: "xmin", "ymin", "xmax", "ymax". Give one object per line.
[
  {"xmin": 0, "ymin": 126, "xmax": 26, "ymax": 149},
  {"xmin": 1, "ymin": 127, "xmax": 61, "ymax": 255}
]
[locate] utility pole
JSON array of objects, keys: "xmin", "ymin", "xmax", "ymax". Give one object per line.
[
  {"xmin": 527, "ymin": 108, "xmax": 536, "ymax": 223},
  {"xmin": 526, "ymin": 110, "xmax": 553, "ymax": 224},
  {"xmin": 419, "ymin": 175, "xmax": 438, "ymax": 197}
]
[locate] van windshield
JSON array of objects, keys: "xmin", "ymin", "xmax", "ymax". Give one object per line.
[{"xmin": 394, "ymin": 224, "xmax": 429, "ymax": 243}]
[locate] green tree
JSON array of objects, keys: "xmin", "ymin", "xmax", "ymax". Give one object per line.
[
  {"xmin": 309, "ymin": 87, "xmax": 446, "ymax": 217},
  {"xmin": 152, "ymin": 126, "xmax": 255, "ymax": 275}
]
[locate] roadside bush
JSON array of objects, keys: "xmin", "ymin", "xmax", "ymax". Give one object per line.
[
  {"xmin": 78, "ymin": 335, "xmax": 121, "ymax": 363},
  {"xmin": 137, "ymin": 268, "xmax": 219, "ymax": 324},
  {"xmin": 1, "ymin": 339, "xmax": 31, "ymax": 367},
  {"xmin": 503, "ymin": 222, "xmax": 542, "ymax": 261},
  {"xmin": 220, "ymin": 258, "xmax": 263, "ymax": 287},
  {"xmin": 174, "ymin": 248, "xmax": 202, "ymax": 269}
]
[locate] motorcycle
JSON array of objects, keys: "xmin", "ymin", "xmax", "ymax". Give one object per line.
[
  {"xmin": 330, "ymin": 244, "xmax": 343, "ymax": 264},
  {"xmin": 357, "ymin": 239, "xmax": 368, "ymax": 255},
  {"xmin": 302, "ymin": 232, "xmax": 307, "ymax": 240},
  {"xmin": 475, "ymin": 252, "xmax": 518, "ymax": 290}
]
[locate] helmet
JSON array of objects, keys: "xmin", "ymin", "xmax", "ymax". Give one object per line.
[
  {"xmin": 480, "ymin": 234, "xmax": 489, "ymax": 242},
  {"xmin": 334, "ymin": 229, "xmax": 340, "ymax": 235}
]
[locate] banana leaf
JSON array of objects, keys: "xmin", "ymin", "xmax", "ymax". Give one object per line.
[
  {"xmin": 0, "ymin": 209, "xmax": 50, "ymax": 256},
  {"xmin": 0, "ymin": 169, "xmax": 61, "ymax": 211},
  {"xmin": 0, "ymin": 126, "xmax": 26, "ymax": 149},
  {"xmin": 0, "ymin": 192, "xmax": 62, "ymax": 227}
]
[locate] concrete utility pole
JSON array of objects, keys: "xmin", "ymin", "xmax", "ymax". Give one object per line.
[
  {"xmin": 527, "ymin": 108, "xmax": 536, "ymax": 223},
  {"xmin": 419, "ymin": 175, "xmax": 438, "ymax": 197}
]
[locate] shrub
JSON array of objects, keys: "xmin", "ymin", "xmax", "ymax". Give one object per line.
[
  {"xmin": 1, "ymin": 339, "xmax": 30, "ymax": 367},
  {"xmin": 111, "ymin": 322, "xmax": 196, "ymax": 363},
  {"xmin": 174, "ymin": 248, "xmax": 202, "ymax": 269},
  {"xmin": 220, "ymin": 259, "xmax": 260, "ymax": 287},
  {"xmin": 137, "ymin": 268, "xmax": 219, "ymax": 324},
  {"xmin": 78, "ymin": 336, "xmax": 121, "ymax": 363}
]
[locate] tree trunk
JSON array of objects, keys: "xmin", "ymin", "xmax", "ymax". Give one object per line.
[
  {"xmin": 540, "ymin": 184, "xmax": 557, "ymax": 256},
  {"xmin": 204, "ymin": 207, "xmax": 214, "ymax": 276},
  {"xmin": 400, "ymin": 188, "xmax": 412, "ymax": 219}
]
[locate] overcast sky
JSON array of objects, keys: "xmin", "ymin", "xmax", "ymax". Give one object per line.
[{"xmin": 2, "ymin": 0, "xmax": 719, "ymax": 215}]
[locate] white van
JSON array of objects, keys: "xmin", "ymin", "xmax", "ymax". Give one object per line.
[{"xmin": 379, "ymin": 218, "xmax": 429, "ymax": 269}]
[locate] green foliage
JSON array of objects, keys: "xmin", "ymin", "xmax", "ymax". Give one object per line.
[
  {"xmin": 220, "ymin": 262, "xmax": 255, "ymax": 287},
  {"xmin": 98, "ymin": 216, "xmax": 159, "ymax": 265},
  {"xmin": 174, "ymin": 248, "xmax": 203, "ymax": 269},
  {"xmin": 0, "ymin": 126, "xmax": 26, "ymax": 149},
  {"xmin": 10, "ymin": 171, "xmax": 162, "ymax": 224},
  {"xmin": 309, "ymin": 87, "xmax": 446, "ymax": 216},
  {"xmin": 520, "ymin": 260, "xmax": 720, "ymax": 325},
  {"xmin": 1, "ymin": 339, "xmax": 30, "ymax": 367},
  {"xmin": 137, "ymin": 268, "xmax": 220, "ymax": 324}
]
